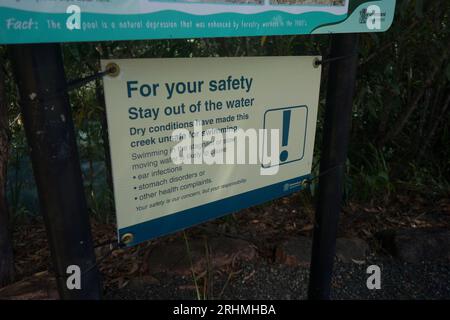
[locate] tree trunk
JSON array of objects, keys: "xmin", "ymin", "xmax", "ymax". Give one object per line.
[{"xmin": 0, "ymin": 53, "xmax": 15, "ymax": 287}]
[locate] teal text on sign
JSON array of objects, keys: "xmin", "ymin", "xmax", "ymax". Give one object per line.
[{"xmin": 0, "ymin": 0, "xmax": 396, "ymax": 44}]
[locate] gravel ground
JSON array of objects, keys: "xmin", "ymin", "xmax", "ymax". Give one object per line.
[{"xmin": 106, "ymin": 256, "xmax": 450, "ymax": 300}]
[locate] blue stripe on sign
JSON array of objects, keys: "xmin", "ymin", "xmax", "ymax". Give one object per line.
[{"xmin": 119, "ymin": 175, "xmax": 310, "ymax": 246}]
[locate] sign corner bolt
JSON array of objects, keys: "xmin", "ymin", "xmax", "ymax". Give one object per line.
[
  {"xmin": 121, "ymin": 233, "xmax": 134, "ymax": 245},
  {"xmin": 106, "ymin": 62, "xmax": 120, "ymax": 77}
]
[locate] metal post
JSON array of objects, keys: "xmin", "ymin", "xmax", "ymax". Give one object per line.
[
  {"xmin": 10, "ymin": 44, "xmax": 102, "ymax": 299},
  {"xmin": 308, "ymin": 33, "xmax": 359, "ymax": 300}
]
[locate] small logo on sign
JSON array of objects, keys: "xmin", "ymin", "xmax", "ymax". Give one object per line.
[{"xmin": 66, "ymin": 5, "xmax": 81, "ymax": 31}]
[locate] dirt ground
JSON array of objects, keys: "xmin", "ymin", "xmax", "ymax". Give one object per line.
[{"xmin": 5, "ymin": 191, "xmax": 450, "ymax": 299}]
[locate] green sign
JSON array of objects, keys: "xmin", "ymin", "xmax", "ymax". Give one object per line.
[{"xmin": 0, "ymin": 1, "xmax": 396, "ymax": 44}]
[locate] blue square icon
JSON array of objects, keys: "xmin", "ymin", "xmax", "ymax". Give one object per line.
[{"xmin": 262, "ymin": 105, "xmax": 308, "ymax": 168}]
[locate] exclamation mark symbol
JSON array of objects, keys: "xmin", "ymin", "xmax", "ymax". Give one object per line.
[{"xmin": 280, "ymin": 110, "xmax": 291, "ymax": 162}]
